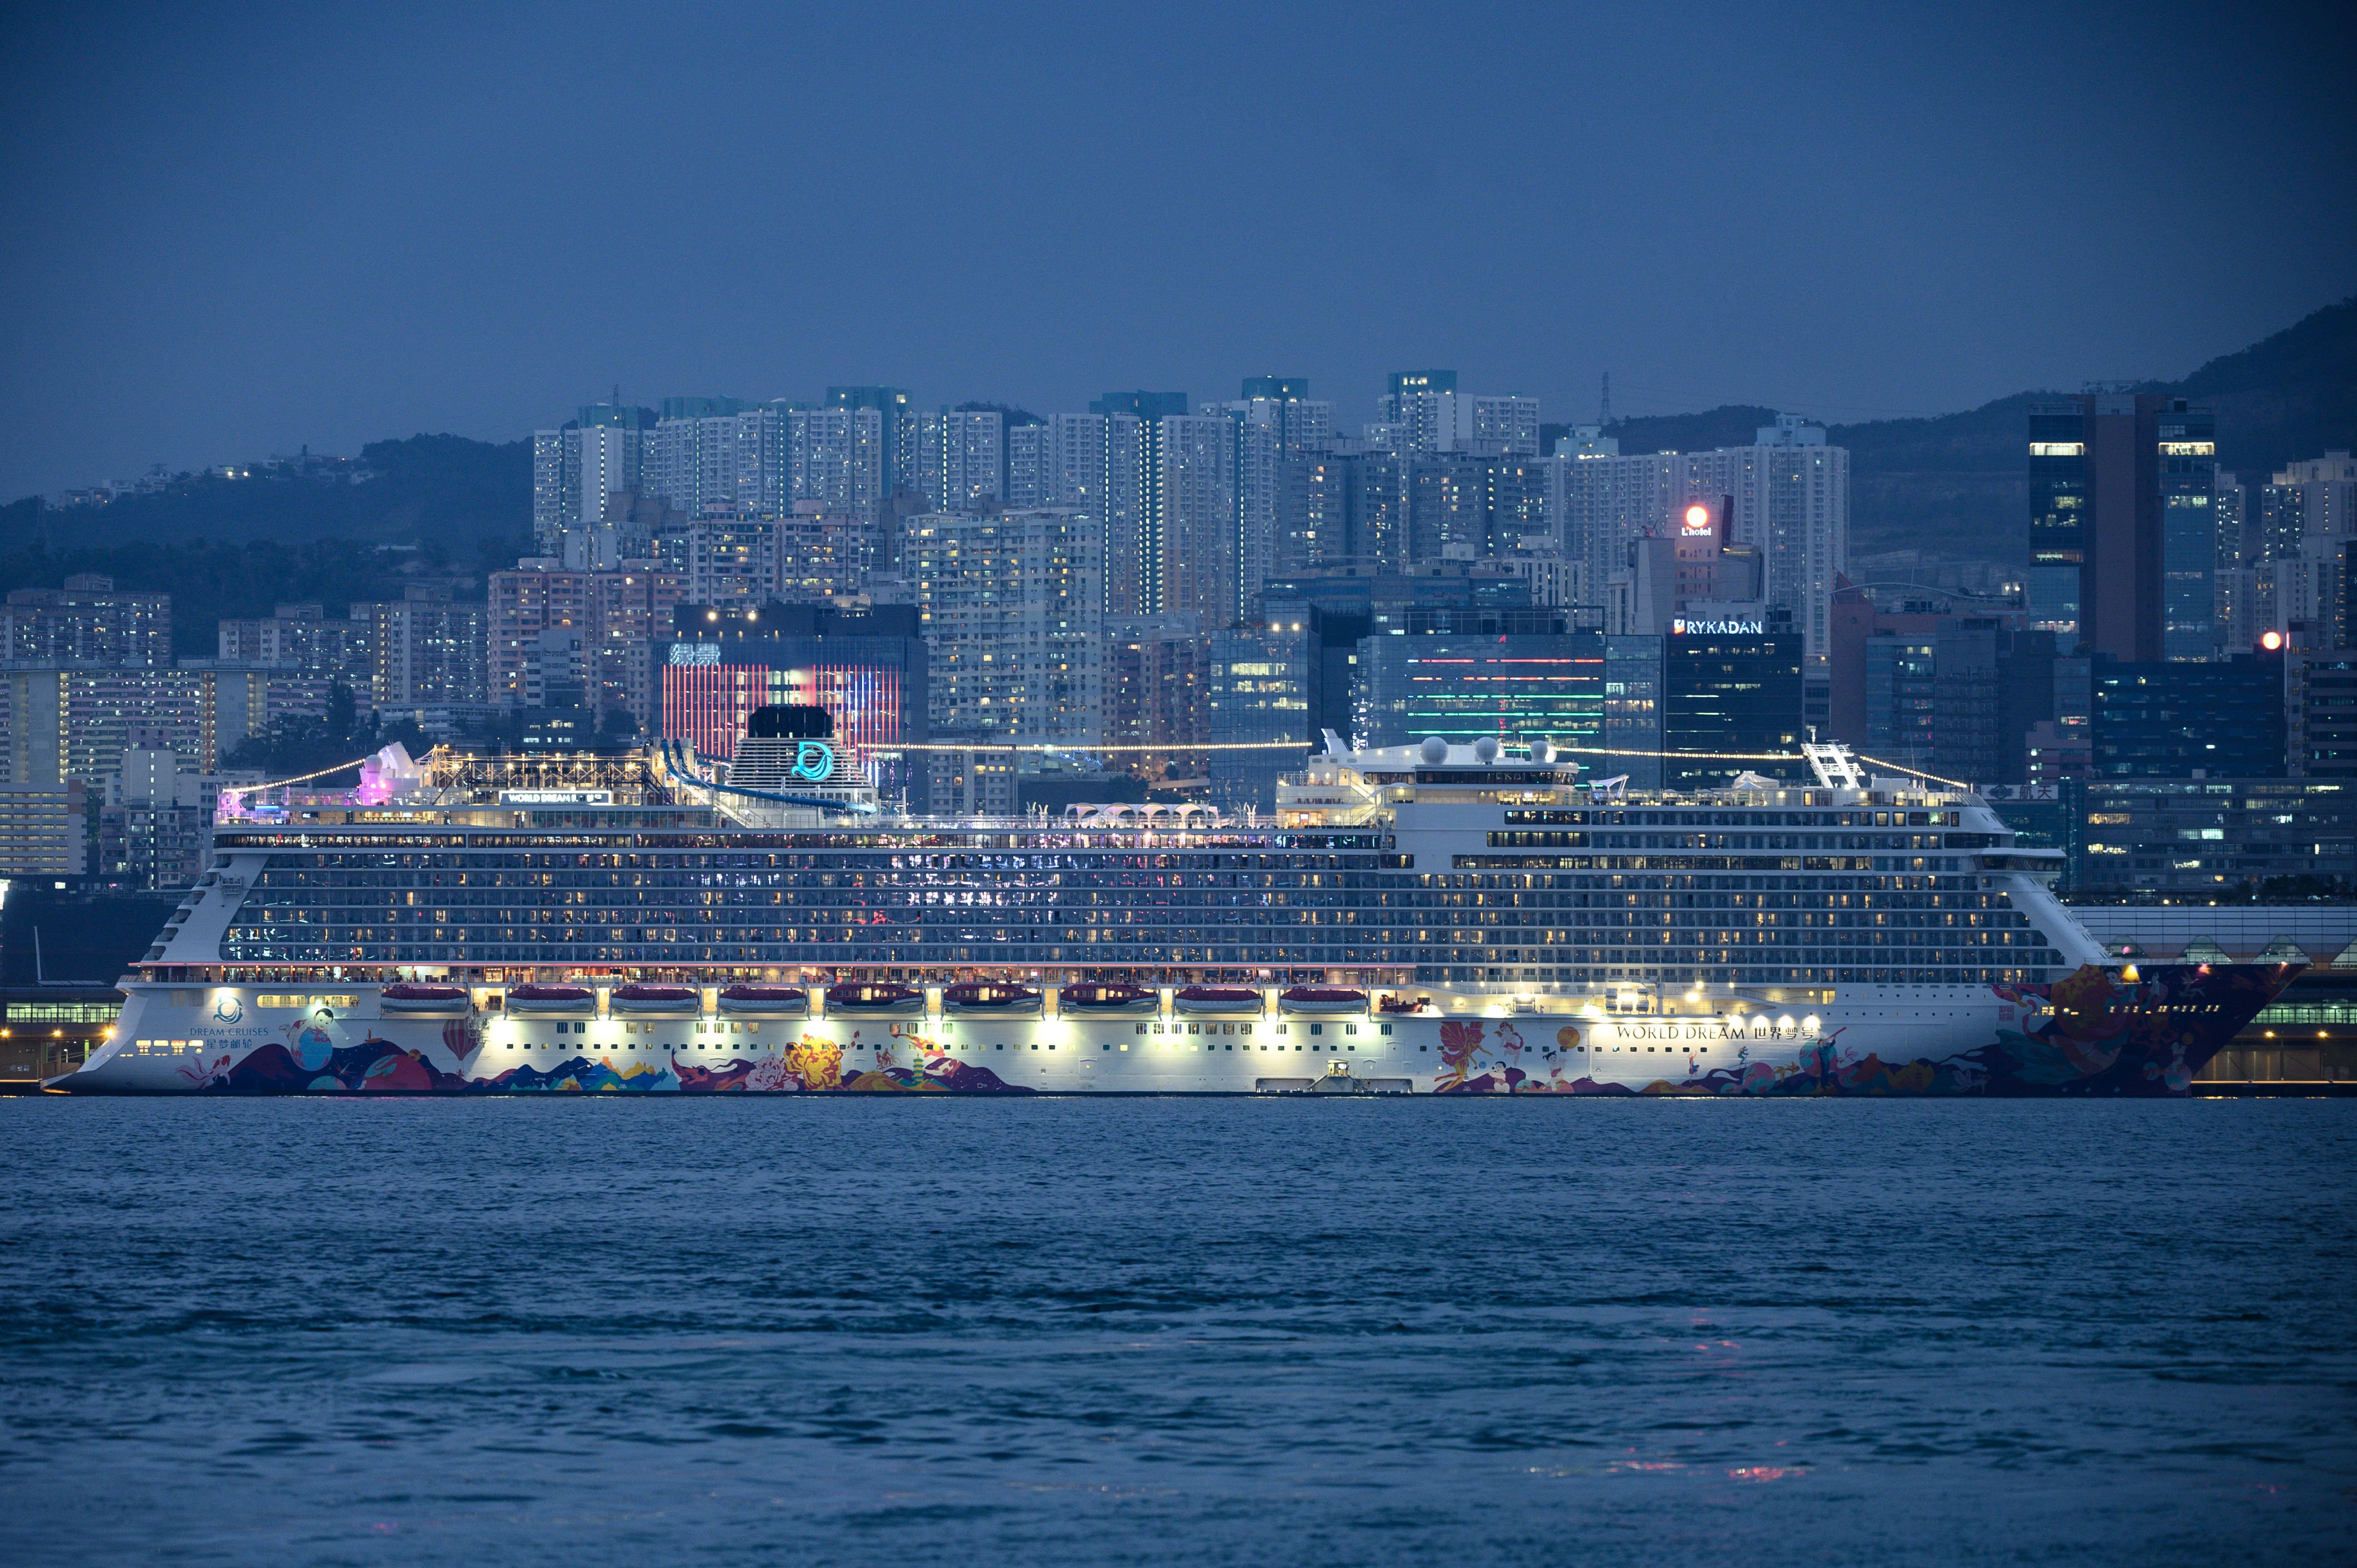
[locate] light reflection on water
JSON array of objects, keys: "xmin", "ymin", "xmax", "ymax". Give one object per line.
[{"xmin": 1, "ymin": 1096, "xmax": 2351, "ymax": 1565}]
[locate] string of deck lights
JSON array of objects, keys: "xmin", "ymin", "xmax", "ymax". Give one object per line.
[{"xmin": 224, "ymin": 740, "xmax": 1966, "ymax": 790}]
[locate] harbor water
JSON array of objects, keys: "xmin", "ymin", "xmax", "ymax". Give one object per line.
[{"xmin": 1, "ymin": 1096, "xmax": 2351, "ymax": 1564}]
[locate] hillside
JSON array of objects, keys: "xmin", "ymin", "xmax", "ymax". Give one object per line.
[
  {"xmin": 0, "ymin": 434, "xmax": 532, "ymax": 654},
  {"xmin": 1606, "ymin": 296, "xmax": 2357, "ymax": 562},
  {"xmin": 9, "ymin": 432, "xmax": 529, "ymax": 549}
]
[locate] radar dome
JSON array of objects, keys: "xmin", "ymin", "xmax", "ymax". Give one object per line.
[
  {"xmin": 1528, "ymin": 737, "xmax": 1555, "ymax": 764},
  {"xmin": 1472, "ymin": 735, "xmax": 1500, "ymax": 764},
  {"xmin": 1418, "ymin": 736, "xmax": 1449, "ymax": 765}
]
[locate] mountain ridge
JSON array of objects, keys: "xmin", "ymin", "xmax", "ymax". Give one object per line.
[
  {"xmin": 1606, "ymin": 297, "xmax": 2355, "ymax": 559},
  {"xmin": 6, "ymin": 299, "xmax": 2349, "ymax": 572}
]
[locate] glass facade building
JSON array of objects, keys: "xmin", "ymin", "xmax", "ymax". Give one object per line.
[
  {"xmin": 1660, "ymin": 629, "xmax": 1805, "ymax": 790},
  {"xmin": 2091, "ymin": 652, "xmax": 2285, "ymax": 778},
  {"xmin": 1354, "ymin": 631, "xmax": 1605, "ymax": 752}
]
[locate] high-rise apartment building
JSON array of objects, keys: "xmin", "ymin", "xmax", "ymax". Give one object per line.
[
  {"xmin": 2, "ymin": 576, "xmax": 170, "ymax": 667},
  {"xmin": 824, "ymin": 387, "xmax": 915, "ymax": 498},
  {"xmin": 900, "ymin": 508, "xmax": 1104, "ymax": 741},
  {"xmin": 788, "ymin": 407, "xmax": 887, "ymax": 513},
  {"xmin": 682, "ymin": 516, "xmax": 779, "ymax": 606},
  {"xmin": 357, "ymin": 586, "xmax": 490, "ymax": 709},
  {"xmin": 0, "ymin": 782, "xmax": 87, "ymax": 876},
  {"xmin": 531, "ymin": 404, "xmax": 654, "ymax": 556},
  {"xmin": 915, "ymin": 409, "xmax": 1006, "ymax": 513},
  {"xmin": 1200, "ymin": 380, "xmax": 1336, "ymax": 614},
  {"xmin": 489, "ymin": 559, "xmax": 685, "ymax": 732},
  {"xmin": 1155, "ymin": 415, "xmax": 1239, "ymax": 622},
  {"xmin": 216, "ymin": 603, "xmax": 375, "ymax": 707},
  {"xmin": 2, "ymin": 667, "xmax": 324, "ymax": 783}
]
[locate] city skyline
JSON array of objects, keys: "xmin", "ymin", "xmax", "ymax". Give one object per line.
[{"xmin": 3, "ymin": 4, "xmax": 2353, "ymax": 498}]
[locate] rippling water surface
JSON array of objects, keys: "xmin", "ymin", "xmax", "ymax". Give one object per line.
[{"xmin": 1, "ymin": 1097, "xmax": 2351, "ymax": 1565}]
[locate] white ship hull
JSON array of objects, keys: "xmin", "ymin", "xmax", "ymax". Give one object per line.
[{"xmin": 56, "ymin": 966, "xmax": 2283, "ymax": 1097}]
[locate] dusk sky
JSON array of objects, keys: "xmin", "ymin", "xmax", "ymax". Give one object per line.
[{"xmin": 2, "ymin": 2, "xmax": 2351, "ymax": 498}]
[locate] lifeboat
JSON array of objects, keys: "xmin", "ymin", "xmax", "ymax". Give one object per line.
[
  {"xmin": 609, "ymin": 983, "xmax": 702, "ymax": 1016},
  {"xmin": 1174, "ymin": 985, "xmax": 1265, "ymax": 1016},
  {"xmin": 943, "ymin": 981, "xmax": 1043, "ymax": 1017},
  {"xmin": 379, "ymin": 982, "xmax": 469, "ymax": 1016},
  {"xmin": 1057, "ymin": 981, "xmax": 1160, "ymax": 1017},
  {"xmin": 1280, "ymin": 986, "xmax": 1368, "ymax": 1016},
  {"xmin": 501, "ymin": 983, "xmax": 597, "ymax": 1016},
  {"xmin": 718, "ymin": 985, "xmax": 809, "ymax": 1018},
  {"xmin": 824, "ymin": 981, "xmax": 926, "ymax": 1018},
  {"xmin": 1376, "ymin": 992, "xmax": 1431, "ymax": 1015}
]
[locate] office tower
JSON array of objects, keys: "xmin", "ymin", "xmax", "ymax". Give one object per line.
[
  {"xmin": 2091, "ymin": 650, "xmax": 2286, "ymax": 777},
  {"xmin": 900, "ymin": 508, "xmax": 1104, "ymax": 742},
  {"xmin": 1603, "ymin": 636, "xmax": 1663, "ymax": 789},
  {"xmin": 1203, "ymin": 602, "xmax": 1321, "ymax": 815},
  {"xmin": 1659, "ymin": 626, "xmax": 1805, "ymax": 789},
  {"xmin": 1102, "ymin": 613, "xmax": 1204, "ymax": 781},
  {"xmin": 2289, "ymin": 647, "xmax": 2357, "ymax": 778},
  {"xmin": 1861, "ymin": 633, "xmax": 1938, "ymax": 765},
  {"xmin": 2158, "ymin": 402, "xmax": 2220, "ymax": 659},
  {"xmin": 2027, "ymin": 392, "xmax": 2211, "ymax": 661},
  {"xmin": 915, "ymin": 409, "xmax": 1006, "ymax": 512},
  {"xmin": 357, "ymin": 586, "xmax": 490, "ymax": 709},
  {"xmin": 2, "ymin": 576, "xmax": 170, "ymax": 667},
  {"xmin": 2069, "ymin": 779, "xmax": 2354, "ymax": 894},
  {"xmin": 660, "ymin": 602, "xmax": 927, "ymax": 801},
  {"xmin": 1355, "ymin": 613, "xmax": 1605, "ymax": 752}
]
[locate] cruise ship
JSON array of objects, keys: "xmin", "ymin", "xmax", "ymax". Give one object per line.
[{"xmin": 53, "ymin": 715, "xmax": 2288, "ymax": 1097}]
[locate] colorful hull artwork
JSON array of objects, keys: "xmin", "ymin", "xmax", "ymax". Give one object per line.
[
  {"xmin": 60, "ymin": 965, "xmax": 2287, "ymax": 1098},
  {"xmin": 1427, "ymin": 963, "xmax": 2291, "ymax": 1097}
]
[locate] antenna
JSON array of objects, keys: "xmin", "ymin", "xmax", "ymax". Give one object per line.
[{"xmin": 1599, "ymin": 371, "xmax": 1612, "ymax": 426}]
